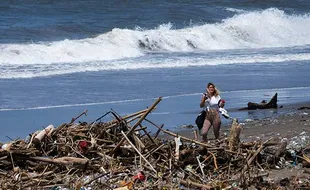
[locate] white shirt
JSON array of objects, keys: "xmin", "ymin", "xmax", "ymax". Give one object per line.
[{"xmin": 203, "ymin": 94, "xmax": 221, "ymax": 110}]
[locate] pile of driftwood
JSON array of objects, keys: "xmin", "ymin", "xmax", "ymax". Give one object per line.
[{"xmin": 1, "ymin": 97, "xmax": 310, "ymax": 189}]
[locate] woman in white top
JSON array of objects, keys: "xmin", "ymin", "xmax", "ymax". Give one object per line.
[{"xmin": 199, "ymin": 82, "xmax": 225, "ymax": 141}]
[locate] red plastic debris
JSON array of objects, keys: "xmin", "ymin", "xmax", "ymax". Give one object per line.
[
  {"xmin": 133, "ymin": 171, "xmax": 145, "ymax": 181},
  {"xmin": 78, "ymin": 141, "xmax": 88, "ymax": 152}
]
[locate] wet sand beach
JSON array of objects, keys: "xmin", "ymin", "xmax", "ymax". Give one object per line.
[
  {"xmin": 240, "ymin": 104, "xmax": 310, "ymax": 142},
  {"xmin": 169, "ymin": 102, "xmax": 310, "ymax": 141}
]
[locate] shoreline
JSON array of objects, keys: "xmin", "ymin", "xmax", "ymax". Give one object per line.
[
  {"xmin": 235, "ymin": 101, "xmax": 310, "ymax": 141},
  {"xmin": 2, "ymin": 101, "xmax": 309, "ymax": 144},
  {"xmin": 168, "ymin": 101, "xmax": 310, "ymax": 142}
]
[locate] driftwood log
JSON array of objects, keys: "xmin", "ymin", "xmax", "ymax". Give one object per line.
[
  {"xmin": 29, "ymin": 156, "xmax": 89, "ymax": 167},
  {"xmin": 228, "ymin": 118, "xmax": 242, "ymax": 151},
  {"xmin": 239, "ymin": 93, "xmax": 278, "ymax": 110},
  {"xmin": 33, "ymin": 125, "xmax": 54, "ymax": 146},
  {"xmin": 266, "ymin": 140, "xmax": 287, "ymax": 165}
]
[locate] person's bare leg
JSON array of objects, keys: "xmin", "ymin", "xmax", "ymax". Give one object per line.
[
  {"xmin": 212, "ymin": 112, "xmax": 221, "ymax": 139},
  {"xmin": 201, "ymin": 119, "xmax": 211, "ymax": 142}
]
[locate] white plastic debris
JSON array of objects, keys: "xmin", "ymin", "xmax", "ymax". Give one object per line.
[
  {"xmin": 219, "ymin": 107, "xmax": 230, "ymax": 119},
  {"xmin": 287, "ymin": 131, "xmax": 310, "ymax": 152},
  {"xmin": 174, "ymin": 136, "xmax": 182, "ymax": 160}
]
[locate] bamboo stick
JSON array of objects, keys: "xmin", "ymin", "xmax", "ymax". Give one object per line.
[
  {"xmin": 180, "ymin": 179, "xmax": 212, "ymax": 189},
  {"xmin": 152, "ymin": 123, "xmax": 214, "ymax": 148},
  {"xmin": 112, "ymin": 97, "xmax": 162, "ymax": 154},
  {"xmin": 122, "ymin": 108, "xmax": 149, "ymax": 120},
  {"xmin": 51, "ymin": 123, "xmax": 67, "ymax": 136},
  {"xmin": 144, "ymin": 144, "xmax": 166, "ymax": 158},
  {"xmin": 29, "ymin": 156, "xmax": 89, "ymax": 167},
  {"xmin": 120, "ymin": 131, "xmax": 157, "ymax": 173},
  {"xmin": 241, "ymin": 138, "xmax": 272, "ymax": 174},
  {"xmin": 70, "ymin": 110, "xmax": 88, "ymax": 124},
  {"xmin": 196, "ymin": 156, "xmax": 206, "ymax": 179},
  {"xmin": 139, "ymin": 124, "xmax": 156, "ymax": 145},
  {"xmin": 154, "ymin": 124, "xmax": 164, "ymax": 138}
]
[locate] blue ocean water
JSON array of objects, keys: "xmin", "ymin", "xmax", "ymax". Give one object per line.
[{"xmin": 1, "ymin": 0, "xmax": 310, "ymax": 142}]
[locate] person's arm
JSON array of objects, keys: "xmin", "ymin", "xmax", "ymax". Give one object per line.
[{"xmin": 200, "ymin": 93, "xmax": 207, "ymax": 108}]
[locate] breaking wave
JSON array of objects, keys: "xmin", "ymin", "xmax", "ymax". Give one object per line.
[{"xmin": 1, "ymin": 8, "xmax": 310, "ymax": 78}]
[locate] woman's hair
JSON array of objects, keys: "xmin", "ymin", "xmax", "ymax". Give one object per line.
[{"xmin": 207, "ymin": 82, "xmax": 220, "ymax": 96}]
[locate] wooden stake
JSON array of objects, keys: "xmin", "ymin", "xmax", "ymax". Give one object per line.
[
  {"xmin": 139, "ymin": 124, "xmax": 156, "ymax": 145},
  {"xmin": 241, "ymin": 138, "xmax": 272, "ymax": 175},
  {"xmin": 180, "ymin": 179, "xmax": 212, "ymax": 189},
  {"xmin": 112, "ymin": 97, "xmax": 162, "ymax": 154},
  {"xmin": 228, "ymin": 118, "xmax": 242, "ymax": 151},
  {"xmin": 70, "ymin": 110, "xmax": 88, "ymax": 124},
  {"xmin": 196, "ymin": 156, "xmax": 205, "ymax": 179},
  {"xmin": 152, "ymin": 123, "xmax": 214, "ymax": 148},
  {"xmin": 122, "ymin": 109, "xmax": 149, "ymax": 120},
  {"xmin": 154, "ymin": 124, "xmax": 164, "ymax": 138},
  {"xmin": 121, "ymin": 131, "xmax": 157, "ymax": 173},
  {"xmin": 29, "ymin": 156, "xmax": 89, "ymax": 168}
]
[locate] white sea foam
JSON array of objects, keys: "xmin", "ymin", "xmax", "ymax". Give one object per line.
[
  {"xmin": 1, "ymin": 51, "xmax": 310, "ymax": 79},
  {"xmin": 1, "ymin": 8, "xmax": 310, "ymax": 78},
  {"xmin": 0, "ymin": 98, "xmax": 149, "ymax": 111},
  {"xmin": 225, "ymin": 8, "xmax": 247, "ymax": 13}
]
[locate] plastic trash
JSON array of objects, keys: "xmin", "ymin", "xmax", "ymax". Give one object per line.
[
  {"xmin": 219, "ymin": 107, "xmax": 230, "ymax": 119},
  {"xmin": 287, "ymin": 131, "xmax": 310, "ymax": 152},
  {"xmin": 133, "ymin": 171, "xmax": 145, "ymax": 181},
  {"xmin": 1, "ymin": 143, "xmax": 12, "ymax": 151},
  {"xmin": 78, "ymin": 141, "xmax": 89, "ymax": 153},
  {"xmin": 185, "ymin": 165, "xmax": 194, "ymax": 172}
]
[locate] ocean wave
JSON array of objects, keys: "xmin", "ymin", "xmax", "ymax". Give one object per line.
[
  {"xmin": 1, "ymin": 8, "xmax": 310, "ymax": 78},
  {"xmin": 1, "ymin": 51, "xmax": 310, "ymax": 79}
]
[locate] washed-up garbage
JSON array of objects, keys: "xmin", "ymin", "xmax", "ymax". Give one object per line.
[{"xmin": 1, "ymin": 97, "xmax": 310, "ymax": 189}]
